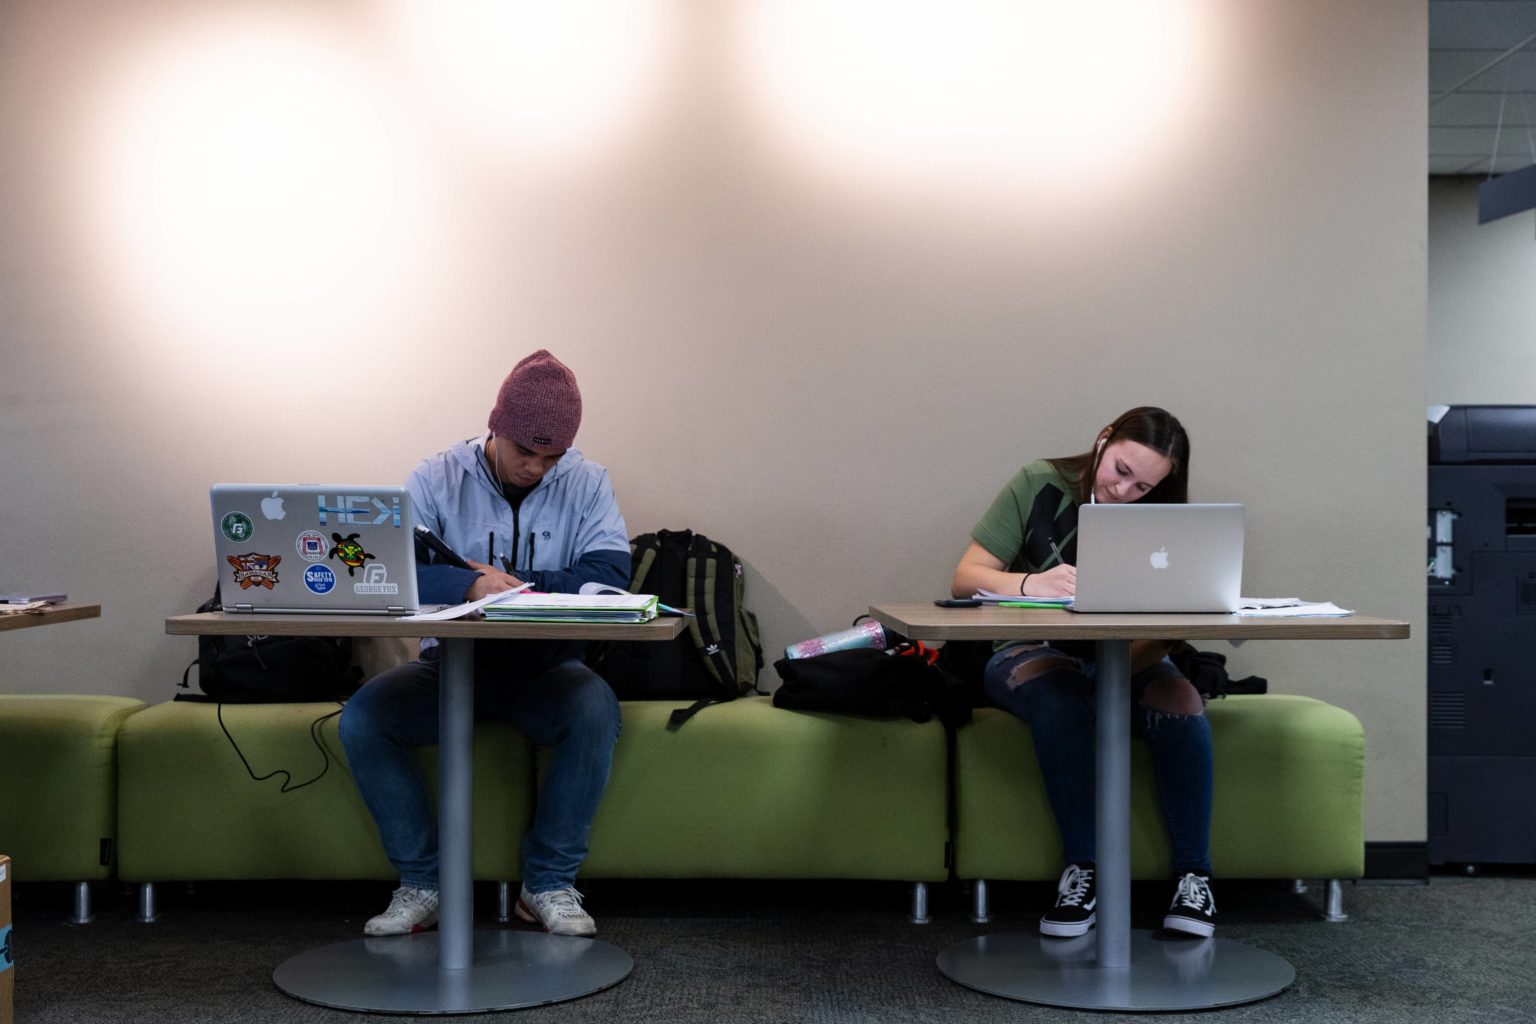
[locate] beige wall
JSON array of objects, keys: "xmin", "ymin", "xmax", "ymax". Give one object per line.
[{"xmin": 0, "ymin": 1, "xmax": 1426, "ymax": 842}]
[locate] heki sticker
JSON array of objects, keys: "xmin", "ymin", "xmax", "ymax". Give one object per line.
[
  {"xmin": 316, "ymin": 494, "xmax": 402, "ymax": 528},
  {"xmin": 354, "ymin": 563, "xmax": 399, "ymax": 596},
  {"xmin": 303, "ymin": 563, "xmax": 337, "ymax": 595},
  {"xmin": 296, "ymin": 530, "xmax": 328, "ymax": 562},
  {"xmin": 327, "ymin": 533, "xmax": 376, "ymax": 577},
  {"xmin": 227, "ymin": 553, "xmax": 281, "ymax": 589},
  {"xmin": 221, "ymin": 511, "xmax": 254, "ymax": 542}
]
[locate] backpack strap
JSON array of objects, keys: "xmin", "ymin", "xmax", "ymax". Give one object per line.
[
  {"xmin": 667, "ymin": 697, "xmax": 716, "ymax": 728},
  {"xmin": 628, "ymin": 533, "xmax": 659, "ymax": 592},
  {"xmin": 687, "ymin": 534, "xmax": 736, "ymax": 690},
  {"xmin": 664, "ymin": 536, "xmax": 738, "ymax": 728}
]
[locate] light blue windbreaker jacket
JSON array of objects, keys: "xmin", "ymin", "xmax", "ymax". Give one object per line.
[{"xmin": 407, "ymin": 436, "xmax": 630, "ymax": 612}]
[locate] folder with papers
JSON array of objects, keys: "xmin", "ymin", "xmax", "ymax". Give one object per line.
[{"xmin": 483, "ymin": 592, "xmax": 659, "ymax": 623}]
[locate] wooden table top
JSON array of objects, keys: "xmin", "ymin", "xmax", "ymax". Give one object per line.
[
  {"xmin": 868, "ymin": 603, "xmax": 1410, "ymax": 642},
  {"xmin": 166, "ymin": 611, "xmax": 686, "ymax": 642},
  {"xmin": 0, "ymin": 602, "xmax": 101, "ymax": 634}
]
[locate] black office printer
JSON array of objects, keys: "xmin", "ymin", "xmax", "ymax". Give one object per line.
[{"xmin": 1428, "ymin": 405, "xmax": 1536, "ymax": 868}]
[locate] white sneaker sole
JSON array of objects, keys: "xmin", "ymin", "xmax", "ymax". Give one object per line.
[
  {"xmin": 515, "ymin": 897, "xmax": 596, "ymax": 937},
  {"xmin": 363, "ymin": 916, "xmax": 437, "ymax": 937},
  {"xmin": 1039, "ymin": 912, "xmax": 1096, "ymax": 937},
  {"xmin": 1162, "ymin": 914, "xmax": 1215, "ymax": 938}
]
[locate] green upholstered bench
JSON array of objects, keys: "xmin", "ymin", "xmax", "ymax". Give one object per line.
[
  {"xmin": 564, "ymin": 697, "xmax": 952, "ymax": 921},
  {"xmin": 953, "ymin": 694, "xmax": 1365, "ymax": 922},
  {"xmin": 116, "ymin": 700, "xmax": 535, "ymax": 921},
  {"xmin": 0, "ymin": 694, "xmax": 146, "ymax": 922}
]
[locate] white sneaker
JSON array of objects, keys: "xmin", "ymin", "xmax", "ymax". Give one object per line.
[
  {"xmin": 515, "ymin": 885, "xmax": 596, "ymax": 937},
  {"xmin": 364, "ymin": 885, "xmax": 440, "ymax": 936}
]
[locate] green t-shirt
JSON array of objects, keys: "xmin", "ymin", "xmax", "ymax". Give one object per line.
[
  {"xmin": 972, "ymin": 460, "xmax": 1080, "ymax": 575},
  {"xmin": 971, "ymin": 459, "xmax": 1087, "ymax": 656}
]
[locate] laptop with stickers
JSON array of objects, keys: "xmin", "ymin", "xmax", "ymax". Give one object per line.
[
  {"xmin": 209, "ymin": 484, "xmax": 421, "ymax": 615},
  {"xmin": 1070, "ymin": 503, "xmax": 1245, "ymax": 614}
]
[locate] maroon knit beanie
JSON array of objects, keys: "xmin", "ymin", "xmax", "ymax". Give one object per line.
[{"xmin": 487, "ymin": 350, "xmax": 582, "ymax": 451}]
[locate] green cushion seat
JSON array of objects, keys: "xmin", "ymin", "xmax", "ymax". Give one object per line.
[
  {"xmin": 953, "ymin": 694, "xmax": 1365, "ymax": 881},
  {"xmin": 566, "ymin": 697, "xmax": 951, "ymax": 882},
  {"xmin": 116, "ymin": 701, "xmax": 536, "ymax": 882},
  {"xmin": 0, "ymin": 695, "xmax": 145, "ymax": 881}
]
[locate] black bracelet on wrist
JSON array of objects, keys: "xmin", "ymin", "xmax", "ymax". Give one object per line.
[{"xmin": 1020, "ymin": 573, "xmax": 1031, "ymax": 596}]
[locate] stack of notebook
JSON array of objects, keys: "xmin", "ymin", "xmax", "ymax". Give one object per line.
[{"xmin": 482, "ymin": 592, "xmax": 659, "ymax": 623}]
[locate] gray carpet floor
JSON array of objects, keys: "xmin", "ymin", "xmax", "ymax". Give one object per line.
[{"xmin": 13, "ymin": 873, "xmax": 1535, "ymax": 1023}]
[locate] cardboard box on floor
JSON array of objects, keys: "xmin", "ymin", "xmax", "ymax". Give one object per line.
[{"xmin": 0, "ymin": 855, "xmax": 11, "ymax": 1024}]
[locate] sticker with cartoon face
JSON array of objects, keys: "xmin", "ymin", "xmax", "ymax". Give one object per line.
[
  {"xmin": 328, "ymin": 533, "xmax": 376, "ymax": 577},
  {"xmin": 227, "ymin": 553, "xmax": 281, "ymax": 589},
  {"xmin": 221, "ymin": 511, "xmax": 255, "ymax": 543},
  {"xmin": 296, "ymin": 530, "xmax": 327, "ymax": 562}
]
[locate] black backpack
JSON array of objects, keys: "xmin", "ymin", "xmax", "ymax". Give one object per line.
[
  {"xmin": 586, "ymin": 529, "xmax": 764, "ymax": 726},
  {"xmin": 177, "ymin": 585, "xmax": 362, "ymax": 704},
  {"xmin": 771, "ymin": 643, "xmax": 973, "ymax": 728}
]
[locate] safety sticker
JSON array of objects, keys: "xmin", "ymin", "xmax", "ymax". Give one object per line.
[{"xmin": 303, "ymin": 563, "xmax": 337, "ymax": 595}]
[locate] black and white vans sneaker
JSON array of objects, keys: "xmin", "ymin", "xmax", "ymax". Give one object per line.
[
  {"xmin": 1163, "ymin": 872, "xmax": 1216, "ymax": 937},
  {"xmin": 1040, "ymin": 863, "xmax": 1097, "ymax": 937}
]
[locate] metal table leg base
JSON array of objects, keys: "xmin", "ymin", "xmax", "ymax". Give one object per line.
[
  {"xmin": 936, "ymin": 929, "xmax": 1294, "ymax": 1011},
  {"xmin": 273, "ymin": 930, "xmax": 634, "ymax": 1015}
]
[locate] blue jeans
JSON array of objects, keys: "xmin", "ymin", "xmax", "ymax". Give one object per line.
[
  {"xmin": 338, "ymin": 644, "xmax": 621, "ymax": 893},
  {"xmin": 982, "ymin": 643, "xmax": 1213, "ymax": 876}
]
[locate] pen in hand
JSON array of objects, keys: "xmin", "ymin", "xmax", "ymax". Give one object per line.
[{"xmin": 1049, "ymin": 539, "xmax": 1067, "ymax": 568}]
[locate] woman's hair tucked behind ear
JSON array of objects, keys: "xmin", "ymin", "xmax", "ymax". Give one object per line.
[{"xmin": 1048, "ymin": 407, "xmax": 1190, "ymax": 504}]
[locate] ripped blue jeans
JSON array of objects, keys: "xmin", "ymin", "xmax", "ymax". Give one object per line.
[{"xmin": 982, "ymin": 643, "xmax": 1213, "ymax": 875}]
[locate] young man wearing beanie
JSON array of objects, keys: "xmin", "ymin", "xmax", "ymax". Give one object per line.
[{"xmin": 339, "ymin": 350, "xmax": 630, "ymax": 938}]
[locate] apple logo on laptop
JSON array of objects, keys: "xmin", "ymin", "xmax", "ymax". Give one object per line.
[
  {"xmin": 261, "ymin": 491, "xmax": 286, "ymax": 521},
  {"xmin": 1150, "ymin": 547, "xmax": 1170, "ymax": 570}
]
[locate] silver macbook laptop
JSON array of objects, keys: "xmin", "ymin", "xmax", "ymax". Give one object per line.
[
  {"xmin": 209, "ymin": 484, "xmax": 421, "ymax": 614},
  {"xmin": 1070, "ymin": 503, "xmax": 1245, "ymax": 613}
]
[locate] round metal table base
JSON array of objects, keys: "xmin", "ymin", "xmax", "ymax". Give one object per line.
[
  {"xmin": 937, "ymin": 929, "xmax": 1295, "ymax": 1011},
  {"xmin": 273, "ymin": 929, "xmax": 633, "ymax": 1015}
]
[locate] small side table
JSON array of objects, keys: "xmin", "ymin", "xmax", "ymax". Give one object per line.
[
  {"xmin": 167, "ymin": 611, "xmax": 683, "ymax": 1014},
  {"xmin": 0, "ymin": 602, "xmax": 100, "ymax": 633},
  {"xmin": 869, "ymin": 602, "xmax": 1407, "ymax": 1012}
]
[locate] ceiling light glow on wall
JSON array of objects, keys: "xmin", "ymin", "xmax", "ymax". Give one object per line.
[
  {"xmin": 78, "ymin": 14, "xmax": 442, "ymax": 352},
  {"xmin": 386, "ymin": 0, "xmax": 671, "ymax": 160},
  {"xmin": 739, "ymin": 0, "xmax": 1214, "ymax": 196}
]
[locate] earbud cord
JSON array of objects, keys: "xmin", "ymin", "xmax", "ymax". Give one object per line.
[{"xmin": 1090, "ymin": 436, "xmax": 1107, "ymax": 504}]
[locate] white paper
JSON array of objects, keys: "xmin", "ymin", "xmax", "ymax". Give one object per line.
[
  {"xmin": 1238, "ymin": 597, "xmax": 1303, "ymax": 609},
  {"xmin": 1236, "ymin": 601, "xmax": 1353, "ymax": 618},
  {"xmin": 398, "ymin": 584, "xmax": 531, "ymax": 622}
]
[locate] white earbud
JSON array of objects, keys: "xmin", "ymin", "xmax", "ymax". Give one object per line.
[{"xmin": 1091, "ymin": 437, "xmax": 1106, "ymax": 503}]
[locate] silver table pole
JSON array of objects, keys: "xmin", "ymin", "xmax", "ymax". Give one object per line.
[
  {"xmin": 273, "ymin": 637, "xmax": 633, "ymax": 1013},
  {"xmin": 936, "ymin": 638, "xmax": 1294, "ymax": 1010}
]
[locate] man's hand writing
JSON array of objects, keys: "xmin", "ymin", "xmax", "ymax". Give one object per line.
[{"xmin": 464, "ymin": 559, "xmax": 525, "ymax": 602}]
